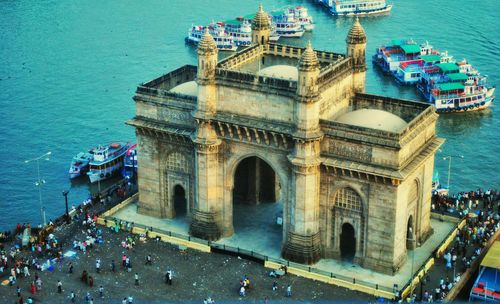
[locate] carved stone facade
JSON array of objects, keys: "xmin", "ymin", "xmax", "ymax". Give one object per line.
[{"xmin": 128, "ymin": 8, "xmax": 443, "ymax": 275}]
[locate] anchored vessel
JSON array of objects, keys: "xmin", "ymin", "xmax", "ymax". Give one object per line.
[
  {"xmin": 317, "ymin": 0, "xmax": 392, "ymax": 16},
  {"xmin": 68, "ymin": 151, "xmax": 93, "ymax": 179},
  {"xmin": 87, "ymin": 142, "xmax": 132, "ymax": 183},
  {"xmin": 186, "ymin": 24, "xmax": 238, "ymax": 51}
]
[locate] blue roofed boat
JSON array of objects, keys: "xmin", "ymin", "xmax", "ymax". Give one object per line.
[
  {"xmin": 68, "ymin": 151, "xmax": 94, "ymax": 179},
  {"xmin": 469, "ymin": 241, "xmax": 500, "ymax": 302}
]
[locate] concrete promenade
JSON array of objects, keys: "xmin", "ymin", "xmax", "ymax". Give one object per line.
[{"xmin": 112, "ymin": 201, "xmax": 456, "ymax": 291}]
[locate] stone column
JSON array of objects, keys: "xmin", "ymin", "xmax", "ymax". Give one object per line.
[
  {"xmin": 282, "ymin": 140, "xmax": 322, "ymax": 264},
  {"xmin": 189, "ymin": 121, "xmax": 222, "ymax": 241}
]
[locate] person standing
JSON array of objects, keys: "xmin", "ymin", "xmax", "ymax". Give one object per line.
[
  {"xmin": 111, "ymin": 260, "xmax": 116, "ymax": 272},
  {"xmin": 70, "ymin": 291, "xmax": 76, "ymax": 303},
  {"xmin": 167, "ymin": 270, "xmax": 172, "ymax": 285},
  {"xmin": 36, "ymin": 277, "xmax": 42, "ymax": 290},
  {"xmin": 99, "ymin": 285, "xmax": 104, "ymax": 298},
  {"xmin": 30, "ymin": 281, "xmax": 36, "ymax": 294},
  {"xmin": 88, "ymin": 275, "xmax": 94, "ymax": 288},
  {"xmin": 16, "ymin": 286, "xmax": 21, "ymax": 297},
  {"xmin": 57, "ymin": 280, "xmax": 62, "ymax": 293},
  {"xmin": 286, "ymin": 284, "xmax": 292, "ymax": 297},
  {"xmin": 96, "ymin": 259, "xmax": 101, "ymax": 273},
  {"xmin": 145, "ymin": 255, "xmax": 152, "ymax": 265},
  {"xmin": 23, "ymin": 265, "xmax": 30, "ymax": 277},
  {"xmin": 135, "ymin": 273, "xmax": 139, "ymax": 286},
  {"xmin": 68, "ymin": 262, "xmax": 74, "ymax": 274}
]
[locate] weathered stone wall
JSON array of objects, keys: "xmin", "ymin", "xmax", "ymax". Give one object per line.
[
  {"xmin": 136, "ymin": 132, "xmax": 162, "ymax": 217},
  {"xmin": 135, "ymin": 97, "xmax": 195, "ymax": 128},
  {"xmin": 217, "ymin": 85, "xmax": 295, "ymax": 124},
  {"xmin": 318, "ymin": 69, "xmax": 353, "ymax": 120}
]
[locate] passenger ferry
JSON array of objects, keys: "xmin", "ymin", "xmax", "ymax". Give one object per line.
[
  {"xmin": 186, "ymin": 24, "xmax": 238, "ymax": 51},
  {"xmin": 393, "ymin": 48, "xmax": 453, "ymax": 85},
  {"xmin": 269, "ymin": 9, "xmax": 305, "ymax": 37},
  {"xmin": 284, "ymin": 6, "xmax": 315, "ymax": 31},
  {"xmin": 417, "ymin": 62, "xmax": 495, "ymax": 113},
  {"xmin": 68, "ymin": 151, "xmax": 93, "ymax": 179},
  {"xmin": 372, "ymin": 39, "xmax": 435, "ymax": 74},
  {"xmin": 328, "ymin": 0, "xmax": 392, "ymax": 16},
  {"xmin": 87, "ymin": 142, "xmax": 132, "ymax": 183},
  {"xmin": 224, "ymin": 18, "xmax": 252, "ymax": 47}
]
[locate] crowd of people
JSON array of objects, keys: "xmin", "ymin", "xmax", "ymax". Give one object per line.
[{"xmin": 409, "ymin": 188, "xmax": 500, "ymax": 302}]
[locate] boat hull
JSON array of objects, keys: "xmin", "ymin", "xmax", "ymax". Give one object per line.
[
  {"xmin": 436, "ymin": 98, "xmax": 493, "ymax": 114},
  {"xmin": 88, "ymin": 161, "xmax": 124, "ymax": 183},
  {"xmin": 331, "ymin": 5, "xmax": 392, "ymax": 16}
]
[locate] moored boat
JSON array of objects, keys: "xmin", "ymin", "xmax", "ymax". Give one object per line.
[
  {"xmin": 122, "ymin": 144, "xmax": 138, "ymax": 180},
  {"xmin": 87, "ymin": 142, "xmax": 132, "ymax": 183},
  {"xmin": 186, "ymin": 23, "xmax": 238, "ymax": 51},
  {"xmin": 69, "ymin": 151, "xmax": 93, "ymax": 179},
  {"xmin": 329, "ymin": 0, "xmax": 393, "ymax": 16}
]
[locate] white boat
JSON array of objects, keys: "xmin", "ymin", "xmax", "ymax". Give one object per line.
[
  {"xmin": 186, "ymin": 24, "xmax": 238, "ymax": 51},
  {"xmin": 87, "ymin": 142, "xmax": 132, "ymax": 183},
  {"xmin": 224, "ymin": 18, "xmax": 253, "ymax": 47},
  {"xmin": 329, "ymin": 0, "xmax": 392, "ymax": 16},
  {"xmin": 269, "ymin": 9, "xmax": 305, "ymax": 37},
  {"xmin": 285, "ymin": 6, "xmax": 315, "ymax": 31},
  {"xmin": 68, "ymin": 151, "xmax": 93, "ymax": 179}
]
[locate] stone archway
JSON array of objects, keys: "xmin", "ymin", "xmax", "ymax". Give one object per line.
[
  {"xmin": 340, "ymin": 223, "xmax": 356, "ymax": 261},
  {"xmin": 406, "ymin": 215, "xmax": 415, "ymax": 250},
  {"xmin": 230, "ymin": 155, "xmax": 283, "ymax": 256},
  {"xmin": 173, "ymin": 184, "xmax": 187, "ymax": 217}
]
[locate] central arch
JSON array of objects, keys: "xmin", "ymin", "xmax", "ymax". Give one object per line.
[
  {"xmin": 230, "ymin": 156, "xmax": 283, "ymax": 256},
  {"xmin": 340, "ymin": 223, "xmax": 356, "ymax": 260}
]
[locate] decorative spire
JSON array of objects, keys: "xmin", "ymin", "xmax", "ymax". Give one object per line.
[
  {"xmin": 198, "ymin": 28, "xmax": 217, "ymax": 55},
  {"xmin": 252, "ymin": 4, "xmax": 270, "ymax": 30},
  {"xmin": 346, "ymin": 16, "xmax": 367, "ymax": 44},
  {"xmin": 299, "ymin": 41, "xmax": 319, "ymax": 70}
]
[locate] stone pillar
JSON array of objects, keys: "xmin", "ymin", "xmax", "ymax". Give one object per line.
[
  {"xmin": 282, "ymin": 140, "xmax": 322, "ymax": 264},
  {"xmin": 189, "ymin": 121, "xmax": 222, "ymax": 241}
]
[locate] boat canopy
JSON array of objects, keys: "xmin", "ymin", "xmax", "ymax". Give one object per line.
[
  {"xmin": 436, "ymin": 63, "xmax": 459, "ymax": 73},
  {"xmin": 448, "ymin": 73, "xmax": 469, "ymax": 82},
  {"xmin": 437, "ymin": 82, "xmax": 464, "ymax": 91},
  {"xmin": 481, "ymin": 241, "xmax": 500, "ymax": 270},
  {"xmin": 400, "ymin": 44, "xmax": 420, "ymax": 54},
  {"xmin": 420, "ymin": 54, "xmax": 441, "ymax": 63}
]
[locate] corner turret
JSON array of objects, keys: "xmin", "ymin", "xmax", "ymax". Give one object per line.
[
  {"xmin": 346, "ymin": 17, "xmax": 367, "ymax": 92},
  {"xmin": 195, "ymin": 28, "xmax": 218, "ymax": 118},
  {"xmin": 251, "ymin": 4, "xmax": 271, "ymax": 45}
]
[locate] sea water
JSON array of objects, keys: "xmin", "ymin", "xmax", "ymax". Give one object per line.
[{"xmin": 0, "ymin": 0, "xmax": 498, "ymax": 229}]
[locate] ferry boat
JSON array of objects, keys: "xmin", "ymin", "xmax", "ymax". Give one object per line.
[
  {"xmin": 87, "ymin": 142, "xmax": 132, "ymax": 183},
  {"xmin": 68, "ymin": 151, "xmax": 93, "ymax": 179},
  {"xmin": 417, "ymin": 61, "xmax": 495, "ymax": 113},
  {"xmin": 284, "ymin": 6, "xmax": 315, "ymax": 31},
  {"xmin": 328, "ymin": 0, "xmax": 392, "ymax": 16},
  {"xmin": 469, "ymin": 241, "xmax": 500, "ymax": 302},
  {"xmin": 269, "ymin": 10, "xmax": 305, "ymax": 37},
  {"xmin": 224, "ymin": 18, "xmax": 252, "ymax": 47},
  {"xmin": 372, "ymin": 39, "xmax": 432, "ymax": 74},
  {"xmin": 186, "ymin": 24, "xmax": 238, "ymax": 51},
  {"xmin": 122, "ymin": 144, "xmax": 138, "ymax": 180},
  {"xmin": 393, "ymin": 48, "xmax": 452, "ymax": 85}
]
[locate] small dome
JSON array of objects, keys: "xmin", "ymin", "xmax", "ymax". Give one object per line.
[
  {"xmin": 198, "ymin": 28, "xmax": 217, "ymax": 55},
  {"xmin": 170, "ymin": 81, "xmax": 198, "ymax": 96},
  {"xmin": 336, "ymin": 109, "xmax": 407, "ymax": 132},
  {"xmin": 298, "ymin": 41, "xmax": 319, "ymax": 70},
  {"xmin": 346, "ymin": 17, "xmax": 367, "ymax": 44},
  {"xmin": 258, "ymin": 65, "xmax": 298, "ymax": 80},
  {"xmin": 252, "ymin": 4, "xmax": 270, "ymax": 30}
]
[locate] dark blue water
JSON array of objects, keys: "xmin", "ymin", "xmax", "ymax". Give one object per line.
[{"xmin": 0, "ymin": 0, "xmax": 498, "ymax": 230}]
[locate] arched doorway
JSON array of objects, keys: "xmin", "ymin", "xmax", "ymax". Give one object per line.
[
  {"xmin": 173, "ymin": 185, "xmax": 187, "ymax": 217},
  {"xmin": 406, "ymin": 216, "xmax": 414, "ymax": 250},
  {"xmin": 340, "ymin": 223, "xmax": 356, "ymax": 261},
  {"xmin": 231, "ymin": 156, "xmax": 282, "ymax": 256}
]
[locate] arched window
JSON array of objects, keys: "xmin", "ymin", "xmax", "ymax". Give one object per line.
[{"xmin": 334, "ymin": 187, "xmax": 362, "ymax": 211}]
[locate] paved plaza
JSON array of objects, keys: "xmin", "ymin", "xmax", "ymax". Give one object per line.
[{"xmin": 113, "ymin": 201, "xmax": 456, "ymax": 291}]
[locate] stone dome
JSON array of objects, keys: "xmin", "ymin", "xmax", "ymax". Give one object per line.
[
  {"xmin": 257, "ymin": 65, "xmax": 298, "ymax": 80},
  {"xmin": 336, "ymin": 109, "xmax": 407, "ymax": 132},
  {"xmin": 198, "ymin": 28, "xmax": 217, "ymax": 55},
  {"xmin": 170, "ymin": 81, "xmax": 198, "ymax": 96},
  {"xmin": 346, "ymin": 16, "xmax": 367, "ymax": 44},
  {"xmin": 298, "ymin": 41, "xmax": 319, "ymax": 70},
  {"xmin": 252, "ymin": 4, "xmax": 270, "ymax": 30}
]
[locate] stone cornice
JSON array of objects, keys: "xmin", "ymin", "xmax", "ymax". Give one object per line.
[{"xmin": 129, "ymin": 118, "xmax": 192, "ymax": 144}]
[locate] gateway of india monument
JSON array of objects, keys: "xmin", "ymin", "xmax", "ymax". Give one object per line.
[{"xmin": 128, "ymin": 5, "xmax": 444, "ymax": 275}]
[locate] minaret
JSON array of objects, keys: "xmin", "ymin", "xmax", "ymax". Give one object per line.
[
  {"xmin": 346, "ymin": 16, "xmax": 367, "ymax": 93},
  {"xmin": 195, "ymin": 28, "xmax": 218, "ymax": 118},
  {"xmin": 190, "ymin": 28, "xmax": 222, "ymax": 241},
  {"xmin": 251, "ymin": 4, "xmax": 271, "ymax": 45},
  {"xmin": 282, "ymin": 42, "xmax": 322, "ymax": 264}
]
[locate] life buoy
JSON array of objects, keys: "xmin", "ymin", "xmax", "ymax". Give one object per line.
[{"xmin": 469, "ymin": 105, "xmax": 473, "ymax": 109}]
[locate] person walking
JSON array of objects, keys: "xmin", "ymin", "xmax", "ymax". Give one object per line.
[
  {"xmin": 57, "ymin": 280, "xmax": 63, "ymax": 293},
  {"xmin": 96, "ymin": 259, "xmax": 101, "ymax": 273},
  {"xmin": 16, "ymin": 286, "xmax": 21, "ymax": 297},
  {"xmin": 88, "ymin": 275, "xmax": 94, "ymax": 288},
  {"xmin": 286, "ymin": 284, "xmax": 292, "ymax": 297},
  {"xmin": 68, "ymin": 262, "xmax": 74, "ymax": 274},
  {"xmin": 70, "ymin": 291, "xmax": 76, "ymax": 303},
  {"xmin": 23, "ymin": 265, "xmax": 30, "ymax": 277},
  {"xmin": 30, "ymin": 281, "xmax": 36, "ymax": 294},
  {"xmin": 135, "ymin": 273, "xmax": 139, "ymax": 285},
  {"xmin": 99, "ymin": 285, "xmax": 104, "ymax": 298},
  {"xmin": 167, "ymin": 270, "xmax": 172, "ymax": 285},
  {"xmin": 36, "ymin": 277, "xmax": 42, "ymax": 290},
  {"xmin": 145, "ymin": 255, "xmax": 152, "ymax": 265},
  {"xmin": 111, "ymin": 260, "xmax": 116, "ymax": 272}
]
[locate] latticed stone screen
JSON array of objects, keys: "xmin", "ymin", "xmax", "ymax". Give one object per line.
[
  {"xmin": 166, "ymin": 152, "xmax": 189, "ymax": 173},
  {"xmin": 334, "ymin": 188, "xmax": 362, "ymax": 211}
]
